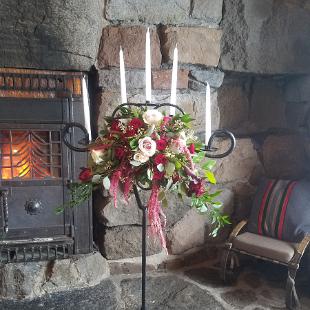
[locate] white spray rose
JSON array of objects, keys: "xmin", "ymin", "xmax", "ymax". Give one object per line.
[
  {"xmin": 142, "ymin": 109, "xmax": 163, "ymax": 126},
  {"xmin": 91, "ymin": 149, "xmax": 104, "ymax": 164},
  {"xmin": 170, "ymin": 139, "xmax": 186, "ymax": 154},
  {"xmin": 133, "ymin": 151, "xmax": 149, "ymax": 163},
  {"xmin": 138, "ymin": 137, "xmax": 156, "ymax": 157}
]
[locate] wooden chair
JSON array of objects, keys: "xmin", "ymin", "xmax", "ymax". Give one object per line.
[{"xmin": 220, "ymin": 220, "xmax": 310, "ymax": 309}]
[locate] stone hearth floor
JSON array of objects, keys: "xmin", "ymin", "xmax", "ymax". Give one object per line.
[{"xmin": 1, "ymin": 258, "xmax": 310, "ymax": 310}]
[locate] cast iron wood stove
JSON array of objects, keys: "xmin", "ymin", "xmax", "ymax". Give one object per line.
[{"xmin": 0, "ymin": 68, "xmax": 92, "ymax": 263}]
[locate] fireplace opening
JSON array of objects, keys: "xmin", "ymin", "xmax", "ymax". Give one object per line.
[
  {"xmin": 1, "ymin": 130, "xmax": 62, "ymax": 180},
  {"xmin": 0, "ymin": 69, "xmax": 93, "ymax": 264}
]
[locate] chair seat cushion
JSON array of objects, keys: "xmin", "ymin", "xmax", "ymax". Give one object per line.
[
  {"xmin": 233, "ymin": 232, "xmax": 298, "ymax": 263},
  {"xmin": 247, "ymin": 179, "xmax": 310, "ymax": 242}
]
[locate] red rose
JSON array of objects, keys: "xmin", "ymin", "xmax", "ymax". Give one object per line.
[
  {"xmin": 163, "ymin": 116, "xmax": 172, "ymax": 125},
  {"xmin": 154, "ymin": 154, "xmax": 168, "ymax": 165},
  {"xmin": 125, "ymin": 118, "xmax": 144, "ymax": 137},
  {"xmin": 188, "ymin": 143, "xmax": 195, "ymax": 154},
  {"xmin": 115, "ymin": 147, "xmax": 125, "ymax": 160},
  {"xmin": 111, "ymin": 120, "xmax": 121, "ymax": 132},
  {"xmin": 153, "ymin": 170, "xmax": 165, "ymax": 180},
  {"xmin": 79, "ymin": 168, "xmax": 92, "ymax": 182},
  {"xmin": 129, "ymin": 118, "xmax": 144, "ymax": 129},
  {"xmin": 156, "ymin": 139, "xmax": 168, "ymax": 151},
  {"xmin": 189, "ymin": 180, "xmax": 205, "ymax": 197}
]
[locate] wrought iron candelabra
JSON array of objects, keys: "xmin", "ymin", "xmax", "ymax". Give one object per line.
[{"xmin": 63, "ymin": 102, "xmax": 236, "ymax": 310}]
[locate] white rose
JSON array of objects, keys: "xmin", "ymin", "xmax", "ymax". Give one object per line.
[
  {"xmin": 142, "ymin": 109, "xmax": 163, "ymax": 126},
  {"xmin": 170, "ymin": 139, "xmax": 186, "ymax": 154},
  {"xmin": 91, "ymin": 149, "xmax": 104, "ymax": 164},
  {"xmin": 138, "ymin": 137, "xmax": 156, "ymax": 157},
  {"xmin": 133, "ymin": 151, "xmax": 149, "ymax": 163}
]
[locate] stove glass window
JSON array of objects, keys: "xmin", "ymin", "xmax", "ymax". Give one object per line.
[{"xmin": 0, "ymin": 130, "xmax": 62, "ymax": 180}]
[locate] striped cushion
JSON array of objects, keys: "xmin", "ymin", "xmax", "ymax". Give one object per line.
[{"xmin": 247, "ymin": 179, "xmax": 310, "ymax": 242}]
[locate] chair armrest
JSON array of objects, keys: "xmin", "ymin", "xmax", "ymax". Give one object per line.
[
  {"xmin": 296, "ymin": 234, "xmax": 310, "ymax": 256},
  {"xmin": 228, "ymin": 220, "xmax": 248, "ymax": 243}
]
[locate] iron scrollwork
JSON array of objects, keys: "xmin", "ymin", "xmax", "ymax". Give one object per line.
[{"xmin": 62, "ymin": 122, "xmax": 90, "ymax": 152}]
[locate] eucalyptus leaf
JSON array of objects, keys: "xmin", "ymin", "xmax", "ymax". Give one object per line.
[
  {"xmin": 165, "ymin": 178, "xmax": 174, "ymax": 191},
  {"xmin": 147, "ymin": 168, "xmax": 153, "ymax": 181},
  {"xmin": 193, "ymin": 152, "xmax": 205, "ymax": 163},
  {"xmin": 205, "ymin": 170, "xmax": 216, "ymax": 184},
  {"xmin": 103, "ymin": 176, "xmax": 111, "ymax": 190},
  {"xmin": 165, "ymin": 162, "xmax": 175, "ymax": 177},
  {"xmin": 162, "ymin": 197, "xmax": 168, "ymax": 208},
  {"xmin": 92, "ymin": 175, "xmax": 102, "ymax": 184},
  {"xmin": 130, "ymin": 160, "xmax": 142, "ymax": 166},
  {"xmin": 157, "ymin": 163, "xmax": 165, "ymax": 172},
  {"xmin": 203, "ymin": 160, "xmax": 216, "ymax": 171}
]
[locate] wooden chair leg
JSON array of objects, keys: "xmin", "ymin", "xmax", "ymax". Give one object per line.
[
  {"xmin": 285, "ymin": 267, "xmax": 300, "ymax": 310},
  {"xmin": 220, "ymin": 244, "xmax": 232, "ymax": 283}
]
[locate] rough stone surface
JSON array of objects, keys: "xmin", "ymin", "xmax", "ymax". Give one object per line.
[
  {"xmin": 94, "ymin": 190, "xmax": 190, "ymax": 228},
  {"xmin": 217, "ymin": 83, "xmax": 250, "ymax": 130},
  {"xmin": 98, "ymin": 69, "xmax": 189, "ymax": 91},
  {"xmin": 262, "ymin": 135, "xmax": 308, "ymax": 179},
  {"xmin": 285, "ymin": 75, "xmax": 310, "ymax": 102},
  {"xmin": 94, "ymin": 193, "xmax": 142, "ymax": 227},
  {"xmin": 0, "ymin": 252, "xmax": 109, "ymax": 299},
  {"xmin": 152, "ymin": 69, "xmax": 189, "ymax": 90},
  {"xmin": 98, "ymin": 69, "xmax": 145, "ymax": 90},
  {"xmin": 221, "ymin": 289, "xmax": 258, "ymax": 308},
  {"xmin": 249, "ymin": 79, "xmax": 287, "ymax": 131},
  {"xmin": 105, "ymin": 0, "xmax": 190, "ymax": 25},
  {"xmin": 97, "ymin": 90, "xmax": 220, "ymax": 134},
  {"xmin": 101, "ymin": 226, "xmax": 162, "ymax": 259},
  {"xmin": 2, "ymin": 259, "xmax": 310, "ymax": 309},
  {"xmin": 189, "ymin": 68, "xmax": 225, "ymax": 90},
  {"xmin": 98, "ymin": 26, "xmax": 161, "ymax": 69},
  {"xmin": 120, "ymin": 275, "xmax": 225, "ymax": 309},
  {"xmin": 167, "ymin": 188, "xmax": 234, "ymax": 254},
  {"xmin": 0, "ymin": 0, "xmax": 104, "ymax": 70},
  {"xmin": 161, "ymin": 27, "xmax": 222, "ymax": 66},
  {"xmin": 0, "ymin": 279, "xmax": 121, "ymax": 310},
  {"xmin": 214, "ymin": 138, "xmax": 262, "ymax": 183},
  {"xmin": 220, "ymin": 0, "xmax": 310, "ymax": 74},
  {"xmin": 191, "ymin": 0, "xmax": 223, "ymax": 26}
]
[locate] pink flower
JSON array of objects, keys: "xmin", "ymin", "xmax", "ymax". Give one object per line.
[
  {"xmin": 153, "ymin": 169, "xmax": 165, "ymax": 180},
  {"xmin": 156, "ymin": 138, "xmax": 168, "ymax": 151},
  {"xmin": 79, "ymin": 168, "xmax": 92, "ymax": 182},
  {"xmin": 163, "ymin": 116, "xmax": 172, "ymax": 125},
  {"xmin": 138, "ymin": 137, "xmax": 156, "ymax": 157},
  {"xmin": 125, "ymin": 118, "xmax": 144, "ymax": 137},
  {"xmin": 111, "ymin": 120, "xmax": 121, "ymax": 132},
  {"xmin": 188, "ymin": 143, "xmax": 195, "ymax": 154},
  {"xmin": 154, "ymin": 154, "xmax": 168, "ymax": 165},
  {"xmin": 189, "ymin": 180, "xmax": 205, "ymax": 197}
]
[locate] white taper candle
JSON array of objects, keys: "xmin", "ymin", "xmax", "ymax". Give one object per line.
[
  {"xmin": 170, "ymin": 45, "xmax": 178, "ymax": 115},
  {"xmin": 205, "ymin": 82, "xmax": 212, "ymax": 146},
  {"xmin": 119, "ymin": 47, "xmax": 127, "ymax": 104},
  {"xmin": 145, "ymin": 28, "xmax": 152, "ymax": 102}
]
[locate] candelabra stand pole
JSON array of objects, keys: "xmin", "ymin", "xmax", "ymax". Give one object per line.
[{"xmin": 133, "ymin": 185, "xmax": 147, "ymax": 310}]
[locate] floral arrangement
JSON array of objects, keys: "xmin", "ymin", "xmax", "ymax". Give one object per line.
[{"xmin": 62, "ymin": 107, "xmax": 230, "ymax": 250}]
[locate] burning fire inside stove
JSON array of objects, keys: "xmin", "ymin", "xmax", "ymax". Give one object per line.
[{"xmin": 0, "ymin": 130, "xmax": 61, "ymax": 180}]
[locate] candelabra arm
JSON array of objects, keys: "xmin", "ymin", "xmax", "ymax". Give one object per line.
[
  {"xmin": 111, "ymin": 102, "xmax": 185, "ymax": 118},
  {"xmin": 204, "ymin": 129, "xmax": 236, "ymax": 159}
]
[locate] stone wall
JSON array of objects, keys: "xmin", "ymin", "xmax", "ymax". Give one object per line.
[
  {"xmin": 92, "ymin": 0, "xmax": 310, "ymax": 260},
  {"xmin": 0, "ymin": 0, "xmax": 309, "ymax": 261}
]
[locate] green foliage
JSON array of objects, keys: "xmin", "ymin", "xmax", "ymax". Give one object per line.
[{"xmin": 55, "ymin": 183, "xmax": 92, "ymax": 214}]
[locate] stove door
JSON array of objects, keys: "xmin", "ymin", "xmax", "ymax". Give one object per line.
[{"xmin": 0, "ymin": 127, "xmax": 72, "ymax": 239}]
